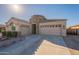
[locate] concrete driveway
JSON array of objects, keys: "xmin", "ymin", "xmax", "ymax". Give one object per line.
[
  {"xmin": 21, "ymin": 35, "xmax": 70, "ymax": 55},
  {"xmin": 0, "ymin": 35, "xmax": 70, "ymax": 55}
]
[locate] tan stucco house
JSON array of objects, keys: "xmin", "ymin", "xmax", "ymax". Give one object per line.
[
  {"xmin": 5, "ymin": 15, "xmax": 67, "ymax": 36},
  {"xmin": 67, "ymin": 25, "xmax": 79, "ymax": 35}
]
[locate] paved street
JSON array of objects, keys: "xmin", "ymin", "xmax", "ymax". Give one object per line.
[{"xmin": 63, "ymin": 35, "xmax": 79, "ymax": 55}]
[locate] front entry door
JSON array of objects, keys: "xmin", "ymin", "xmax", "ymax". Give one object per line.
[{"xmin": 32, "ymin": 24, "xmax": 36, "ymax": 34}]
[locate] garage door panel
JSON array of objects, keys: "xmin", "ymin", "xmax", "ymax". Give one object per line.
[{"xmin": 39, "ymin": 26, "xmax": 61, "ymax": 35}]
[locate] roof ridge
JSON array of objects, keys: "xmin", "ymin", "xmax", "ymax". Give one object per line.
[{"xmin": 11, "ymin": 17, "xmax": 26, "ymax": 21}]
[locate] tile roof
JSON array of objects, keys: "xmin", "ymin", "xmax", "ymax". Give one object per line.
[{"xmin": 6, "ymin": 17, "xmax": 28, "ymax": 24}]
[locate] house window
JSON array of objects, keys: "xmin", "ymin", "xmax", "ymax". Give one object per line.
[
  {"xmin": 52, "ymin": 25, "xmax": 54, "ymax": 27},
  {"xmin": 50, "ymin": 25, "xmax": 52, "ymax": 27},
  {"xmin": 58, "ymin": 24, "xmax": 61, "ymax": 27}
]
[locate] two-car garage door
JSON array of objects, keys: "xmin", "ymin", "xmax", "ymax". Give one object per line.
[
  {"xmin": 39, "ymin": 25, "xmax": 62, "ymax": 35},
  {"xmin": 39, "ymin": 22, "xmax": 64, "ymax": 36},
  {"xmin": 39, "ymin": 26, "xmax": 61, "ymax": 35}
]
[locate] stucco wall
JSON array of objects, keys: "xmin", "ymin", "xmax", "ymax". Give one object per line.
[{"xmin": 20, "ymin": 24, "xmax": 30, "ymax": 36}]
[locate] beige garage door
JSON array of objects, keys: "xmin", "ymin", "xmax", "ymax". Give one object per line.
[{"xmin": 39, "ymin": 26, "xmax": 62, "ymax": 36}]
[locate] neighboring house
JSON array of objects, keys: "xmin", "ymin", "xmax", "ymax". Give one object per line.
[
  {"xmin": 67, "ymin": 25, "xmax": 79, "ymax": 35},
  {"xmin": 5, "ymin": 15, "xmax": 67, "ymax": 36},
  {"xmin": 0, "ymin": 24, "xmax": 6, "ymax": 32}
]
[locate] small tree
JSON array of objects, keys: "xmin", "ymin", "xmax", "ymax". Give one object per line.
[
  {"xmin": 11, "ymin": 24, "xmax": 16, "ymax": 32},
  {"xmin": 11, "ymin": 25, "xmax": 16, "ymax": 31}
]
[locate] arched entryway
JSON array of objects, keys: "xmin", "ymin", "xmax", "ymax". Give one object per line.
[{"xmin": 32, "ymin": 24, "xmax": 36, "ymax": 34}]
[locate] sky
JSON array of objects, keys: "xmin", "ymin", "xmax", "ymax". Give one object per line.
[{"xmin": 0, "ymin": 4, "xmax": 79, "ymax": 27}]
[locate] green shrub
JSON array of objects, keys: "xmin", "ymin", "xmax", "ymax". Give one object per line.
[
  {"xmin": 6, "ymin": 31, "xmax": 12, "ymax": 37},
  {"xmin": 2, "ymin": 31, "xmax": 6, "ymax": 36},
  {"xmin": 2, "ymin": 31, "xmax": 18, "ymax": 38},
  {"xmin": 12, "ymin": 31, "xmax": 17, "ymax": 37}
]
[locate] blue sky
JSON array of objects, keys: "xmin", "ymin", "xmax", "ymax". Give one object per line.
[{"xmin": 0, "ymin": 4, "xmax": 79, "ymax": 27}]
